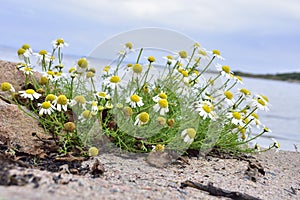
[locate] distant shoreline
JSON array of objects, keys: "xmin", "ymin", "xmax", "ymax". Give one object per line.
[{"xmin": 233, "ymin": 71, "xmax": 300, "ymax": 83}]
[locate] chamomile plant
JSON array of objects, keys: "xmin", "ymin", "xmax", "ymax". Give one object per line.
[{"xmin": 0, "ymin": 38, "xmax": 279, "ymax": 158}]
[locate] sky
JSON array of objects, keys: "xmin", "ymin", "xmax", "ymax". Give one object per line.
[{"xmin": 1, "ymin": 0, "xmax": 300, "ymax": 73}]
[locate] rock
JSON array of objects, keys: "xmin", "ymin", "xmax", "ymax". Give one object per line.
[{"xmin": 0, "ymin": 60, "xmax": 48, "ymax": 156}]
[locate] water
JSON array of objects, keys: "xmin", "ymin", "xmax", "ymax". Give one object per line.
[
  {"xmin": 242, "ymin": 77, "xmax": 300, "ymax": 151},
  {"xmin": 1, "ymin": 46, "xmax": 299, "ymax": 151}
]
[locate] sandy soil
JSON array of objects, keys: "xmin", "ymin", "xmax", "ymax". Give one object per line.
[{"xmin": 0, "ymin": 149, "xmax": 299, "ymax": 200}]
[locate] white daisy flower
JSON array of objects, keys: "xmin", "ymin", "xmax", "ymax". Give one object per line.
[
  {"xmin": 52, "ymin": 38, "xmax": 69, "ymax": 49},
  {"xmin": 234, "ymin": 75, "xmax": 243, "ymax": 84},
  {"xmin": 152, "ymin": 91, "xmax": 167, "ymax": 102},
  {"xmin": 17, "ymin": 48, "xmax": 31, "ymax": 60},
  {"xmin": 223, "ymin": 90, "xmax": 235, "ymax": 106},
  {"xmin": 33, "ymin": 50, "xmax": 51, "ymax": 66},
  {"xmin": 152, "ymin": 144, "xmax": 165, "ymax": 152},
  {"xmin": 227, "ymin": 111, "xmax": 244, "ymax": 126},
  {"xmin": 211, "ymin": 49, "xmax": 224, "ymax": 60},
  {"xmin": 198, "ymin": 48, "xmax": 210, "ymax": 60},
  {"xmin": 19, "ymin": 65, "xmax": 35, "ymax": 75},
  {"xmin": 19, "ymin": 89, "xmax": 41, "ymax": 100},
  {"xmin": 104, "ymin": 75, "xmax": 121, "ymax": 89},
  {"xmin": 126, "ymin": 94, "xmax": 144, "ymax": 108},
  {"xmin": 153, "ymin": 99, "xmax": 169, "ymax": 115},
  {"xmin": 1, "ymin": 82, "xmax": 15, "ymax": 93},
  {"xmin": 216, "ymin": 64, "xmax": 233, "ymax": 79},
  {"xmin": 78, "ymin": 110, "xmax": 92, "ymax": 122},
  {"xmin": 89, "ymin": 101, "xmax": 98, "ymax": 115},
  {"xmin": 95, "ymin": 91, "xmax": 111, "ymax": 100},
  {"xmin": 134, "ymin": 112, "xmax": 150, "ymax": 126},
  {"xmin": 53, "ymin": 94, "xmax": 68, "ymax": 112},
  {"xmin": 43, "ymin": 70, "xmax": 65, "ymax": 82},
  {"xmin": 195, "ymin": 101, "xmax": 217, "ymax": 120},
  {"xmin": 251, "ymin": 94, "xmax": 270, "ymax": 111},
  {"xmin": 45, "ymin": 94, "xmax": 57, "ymax": 103},
  {"xmin": 248, "ymin": 113, "xmax": 262, "ymax": 128},
  {"xmin": 163, "ymin": 55, "xmax": 176, "ymax": 66},
  {"xmin": 38, "ymin": 101, "xmax": 56, "ymax": 115},
  {"xmin": 181, "ymin": 128, "xmax": 197, "ymax": 144},
  {"xmin": 70, "ymin": 95, "xmax": 87, "ymax": 109}
]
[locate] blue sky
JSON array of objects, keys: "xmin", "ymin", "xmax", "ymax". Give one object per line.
[{"xmin": 1, "ymin": 0, "xmax": 300, "ymax": 73}]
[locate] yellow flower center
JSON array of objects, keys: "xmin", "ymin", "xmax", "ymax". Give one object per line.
[
  {"xmin": 110, "ymin": 76, "xmax": 121, "ymax": 83},
  {"xmin": 167, "ymin": 55, "xmax": 173, "ymax": 60},
  {"xmin": 261, "ymin": 95, "xmax": 269, "ymax": 102},
  {"xmin": 130, "ymin": 94, "xmax": 140, "ymax": 102},
  {"xmin": 233, "ymin": 112, "xmax": 241, "ymax": 120},
  {"xmin": 178, "ymin": 67, "xmax": 184, "ymax": 73},
  {"xmin": 77, "ymin": 58, "xmax": 88, "ymax": 69},
  {"xmin": 68, "ymin": 67, "xmax": 76, "ymax": 73},
  {"xmin": 251, "ymin": 113, "xmax": 259, "ymax": 119},
  {"xmin": 54, "ymin": 72, "xmax": 62, "ymax": 76},
  {"xmin": 103, "ymin": 65, "xmax": 110, "ymax": 72},
  {"xmin": 40, "ymin": 76, "xmax": 49, "ymax": 85},
  {"xmin": 154, "ymin": 144, "xmax": 165, "ymax": 151},
  {"xmin": 98, "ymin": 105, "xmax": 104, "ymax": 111},
  {"xmin": 194, "ymin": 43, "xmax": 200, "ymax": 48},
  {"xmin": 186, "ymin": 128, "xmax": 196, "ymax": 139},
  {"xmin": 64, "ymin": 122, "xmax": 76, "ymax": 132},
  {"xmin": 41, "ymin": 101, "xmax": 51, "ymax": 109},
  {"xmin": 147, "ymin": 56, "xmax": 155, "ymax": 63},
  {"xmin": 202, "ymin": 104, "xmax": 211, "ymax": 113},
  {"xmin": 212, "ymin": 49, "xmax": 221, "ymax": 56},
  {"xmin": 158, "ymin": 99, "xmax": 168, "ymax": 108},
  {"xmin": 82, "ymin": 110, "xmax": 92, "ymax": 119},
  {"xmin": 139, "ymin": 112, "xmax": 149, "ymax": 123},
  {"xmin": 240, "ymin": 88, "xmax": 251, "ymax": 96},
  {"xmin": 56, "ymin": 38, "xmax": 65, "ymax": 44},
  {"xmin": 235, "ymin": 76, "xmax": 242, "ymax": 82},
  {"xmin": 198, "ymin": 50, "xmax": 207, "ymax": 56},
  {"xmin": 158, "ymin": 93, "xmax": 167, "ymax": 99},
  {"xmin": 157, "ymin": 116, "xmax": 166, "ymax": 126},
  {"xmin": 45, "ymin": 94, "xmax": 57, "ymax": 102},
  {"xmin": 91, "ymin": 102, "xmax": 97, "ymax": 107},
  {"xmin": 132, "ymin": 64, "xmax": 143, "ymax": 73},
  {"xmin": 86, "ymin": 71, "xmax": 95, "ymax": 78},
  {"xmin": 181, "ymin": 70, "xmax": 188, "ymax": 77},
  {"xmin": 88, "ymin": 147, "xmax": 99, "ymax": 157},
  {"xmin": 57, "ymin": 95, "xmax": 68, "ymax": 105},
  {"xmin": 257, "ymin": 98, "xmax": 266, "ymax": 106},
  {"xmin": 98, "ymin": 92, "xmax": 107, "ymax": 98},
  {"xmin": 74, "ymin": 95, "xmax": 86, "ymax": 104},
  {"xmin": 222, "ymin": 65, "xmax": 231, "ymax": 73},
  {"xmin": 22, "ymin": 44, "xmax": 30, "ymax": 50},
  {"xmin": 224, "ymin": 91, "xmax": 233, "ymax": 99},
  {"xmin": 125, "ymin": 42, "xmax": 133, "ymax": 49},
  {"xmin": 1, "ymin": 82, "xmax": 11, "ymax": 91},
  {"xmin": 25, "ymin": 89, "xmax": 35, "ymax": 95},
  {"xmin": 39, "ymin": 50, "xmax": 47, "ymax": 55},
  {"xmin": 123, "ymin": 106, "xmax": 133, "ymax": 116},
  {"xmin": 47, "ymin": 70, "xmax": 55, "ymax": 76},
  {"xmin": 17, "ymin": 48, "xmax": 26, "ymax": 55},
  {"xmin": 178, "ymin": 51, "xmax": 188, "ymax": 59}
]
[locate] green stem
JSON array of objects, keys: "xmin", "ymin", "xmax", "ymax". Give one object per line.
[
  {"xmin": 190, "ymin": 56, "xmax": 216, "ymax": 83},
  {"xmin": 136, "ymin": 48, "xmax": 143, "ymax": 64},
  {"xmin": 185, "ymin": 47, "xmax": 196, "ymax": 70}
]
